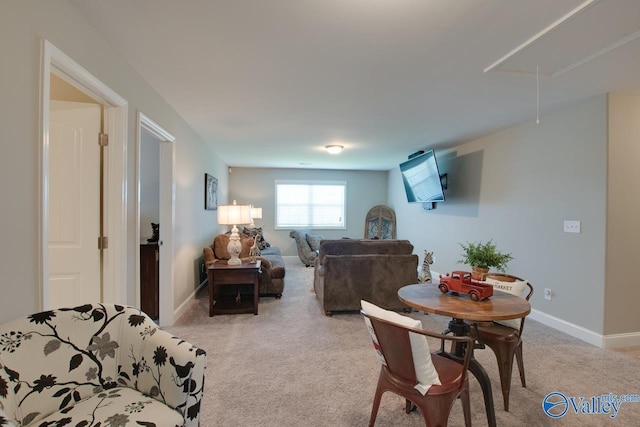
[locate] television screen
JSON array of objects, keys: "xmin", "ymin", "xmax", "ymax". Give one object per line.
[{"xmin": 399, "ymin": 150, "xmax": 445, "ymax": 203}]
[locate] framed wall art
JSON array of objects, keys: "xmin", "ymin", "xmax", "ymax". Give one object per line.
[{"xmin": 204, "ymin": 173, "xmax": 218, "ymax": 210}]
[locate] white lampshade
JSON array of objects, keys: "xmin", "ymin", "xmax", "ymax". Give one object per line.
[
  {"xmin": 217, "ymin": 201, "xmax": 252, "ymax": 226},
  {"xmin": 251, "ymin": 207, "xmax": 262, "ymax": 220},
  {"xmin": 217, "ymin": 201, "xmax": 252, "ymax": 265}
]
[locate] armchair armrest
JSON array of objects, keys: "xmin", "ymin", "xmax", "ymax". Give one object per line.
[
  {"xmin": 203, "ymin": 245, "xmax": 216, "ymax": 267},
  {"xmin": 0, "ymin": 407, "xmax": 17, "ymax": 427},
  {"xmin": 256, "ymin": 255, "xmax": 272, "ymax": 271},
  {"xmin": 119, "ymin": 311, "xmax": 207, "ymax": 427}
]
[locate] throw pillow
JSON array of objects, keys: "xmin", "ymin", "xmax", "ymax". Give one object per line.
[
  {"xmin": 213, "ymin": 234, "xmax": 254, "ymax": 260},
  {"xmin": 361, "ymin": 300, "xmax": 441, "ymax": 395},
  {"xmin": 243, "ymin": 227, "xmax": 271, "ymax": 250},
  {"xmin": 485, "ymin": 277, "xmax": 528, "ymax": 329},
  {"xmin": 213, "ymin": 234, "xmax": 231, "ymax": 260}
]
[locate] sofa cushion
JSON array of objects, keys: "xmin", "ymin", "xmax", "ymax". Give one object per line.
[
  {"xmin": 29, "ymin": 387, "xmax": 184, "ymax": 427},
  {"xmin": 361, "ymin": 300, "xmax": 441, "ymax": 395}
]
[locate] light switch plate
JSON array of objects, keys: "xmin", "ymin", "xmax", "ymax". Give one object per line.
[{"xmin": 564, "ymin": 220, "xmax": 581, "ymax": 233}]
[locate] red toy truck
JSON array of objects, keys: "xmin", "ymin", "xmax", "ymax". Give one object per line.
[{"xmin": 438, "ymin": 271, "xmax": 494, "ymax": 301}]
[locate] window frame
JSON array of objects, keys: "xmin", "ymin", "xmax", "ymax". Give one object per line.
[{"xmin": 274, "ymin": 180, "xmax": 347, "ymax": 230}]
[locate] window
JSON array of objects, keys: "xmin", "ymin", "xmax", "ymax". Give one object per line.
[{"xmin": 275, "ymin": 180, "xmax": 346, "ymax": 229}]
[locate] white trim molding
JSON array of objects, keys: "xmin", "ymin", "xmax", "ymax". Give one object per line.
[
  {"xmin": 528, "ymin": 309, "xmax": 640, "ymax": 349},
  {"xmin": 136, "ymin": 111, "xmax": 176, "ymax": 326},
  {"xmin": 40, "ymin": 39, "xmax": 128, "ymax": 309}
]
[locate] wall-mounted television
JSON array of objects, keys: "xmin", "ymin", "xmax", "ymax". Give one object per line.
[{"xmin": 399, "ymin": 150, "xmax": 445, "ymax": 203}]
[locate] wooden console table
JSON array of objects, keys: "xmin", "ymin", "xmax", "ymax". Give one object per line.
[{"xmin": 207, "ymin": 260, "xmax": 261, "ymax": 316}]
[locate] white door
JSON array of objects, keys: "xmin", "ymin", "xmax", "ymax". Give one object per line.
[{"xmin": 49, "ymin": 101, "xmax": 102, "ymax": 308}]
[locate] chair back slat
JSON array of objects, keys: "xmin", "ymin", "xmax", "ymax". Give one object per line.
[{"xmin": 368, "ymin": 315, "xmax": 417, "ymax": 384}]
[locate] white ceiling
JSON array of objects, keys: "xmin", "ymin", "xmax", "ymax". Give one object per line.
[{"xmin": 70, "ymin": 0, "xmax": 640, "ymax": 170}]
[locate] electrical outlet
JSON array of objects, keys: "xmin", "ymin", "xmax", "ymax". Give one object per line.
[{"xmin": 544, "ymin": 288, "xmax": 552, "ymax": 300}]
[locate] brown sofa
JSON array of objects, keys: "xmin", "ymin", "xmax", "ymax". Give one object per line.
[
  {"xmin": 313, "ymin": 239, "xmax": 419, "ymax": 315},
  {"xmin": 203, "ymin": 233, "xmax": 285, "ymax": 298}
]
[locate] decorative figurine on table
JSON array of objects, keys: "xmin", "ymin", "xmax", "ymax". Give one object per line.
[
  {"xmin": 438, "ymin": 271, "xmax": 494, "ymax": 301},
  {"xmin": 249, "ymin": 237, "xmax": 259, "ymax": 263},
  {"xmin": 147, "ymin": 223, "xmax": 159, "ymax": 243},
  {"xmin": 418, "ymin": 250, "xmax": 434, "ymax": 284}
]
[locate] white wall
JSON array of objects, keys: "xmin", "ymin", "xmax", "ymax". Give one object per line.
[
  {"xmin": 229, "ymin": 167, "xmax": 389, "ymax": 256},
  {"xmin": 139, "ymin": 130, "xmax": 160, "ymax": 240},
  {"xmin": 389, "ymin": 96, "xmax": 609, "ymax": 335},
  {"xmin": 0, "ymin": 0, "xmax": 228, "ymax": 323}
]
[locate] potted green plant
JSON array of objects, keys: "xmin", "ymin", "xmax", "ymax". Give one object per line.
[{"xmin": 458, "ymin": 240, "xmax": 513, "ymax": 281}]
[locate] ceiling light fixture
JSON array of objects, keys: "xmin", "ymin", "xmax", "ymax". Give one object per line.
[{"xmin": 325, "ymin": 144, "xmax": 344, "ymax": 154}]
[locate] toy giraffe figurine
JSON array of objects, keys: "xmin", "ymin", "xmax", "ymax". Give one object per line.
[
  {"xmin": 249, "ymin": 237, "xmax": 259, "ymax": 263},
  {"xmin": 418, "ymin": 250, "xmax": 434, "ymax": 284}
]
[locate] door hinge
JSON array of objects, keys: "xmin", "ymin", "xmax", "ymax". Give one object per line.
[
  {"xmin": 98, "ymin": 133, "xmax": 109, "ymax": 147},
  {"xmin": 98, "ymin": 236, "xmax": 109, "ymax": 250}
]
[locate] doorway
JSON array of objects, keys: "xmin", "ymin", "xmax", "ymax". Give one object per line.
[
  {"xmin": 48, "ymin": 99, "xmax": 102, "ymax": 307},
  {"xmin": 136, "ymin": 112, "xmax": 175, "ymax": 326},
  {"xmin": 40, "ymin": 40, "xmax": 128, "ymax": 309}
]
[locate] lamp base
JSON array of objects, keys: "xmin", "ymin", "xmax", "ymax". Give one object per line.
[
  {"xmin": 227, "ymin": 256, "xmax": 242, "ymax": 266},
  {"xmin": 227, "ymin": 225, "xmax": 243, "ymax": 265}
]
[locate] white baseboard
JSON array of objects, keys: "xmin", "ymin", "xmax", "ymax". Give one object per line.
[
  {"xmin": 528, "ymin": 309, "xmax": 640, "ymax": 349},
  {"xmin": 528, "ymin": 309, "xmax": 604, "ymax": 347},
  {"xmin": 173, "ymin": 281, "xmax": 207, "ymax": 323},
  {"xmin": 602, "ymin": 332, "xmax": 640, "ymax": 349}
]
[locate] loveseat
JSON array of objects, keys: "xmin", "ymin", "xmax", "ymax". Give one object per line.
[
  {"xmin": 203, "ymin": 232, "xmax": 285, "ymax": 298},
  {"xmin": 0, "ymin": 303, "xmax": 206, "ymax": 427},
  {"xmin": 313, "ymin": 239, "xmax": 419, "ymax": 315},
  {"xmin": 289, "ymin": 229, "xmax": 324, "ymax": 266}
]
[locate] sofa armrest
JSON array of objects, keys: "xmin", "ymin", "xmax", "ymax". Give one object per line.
[
  {"xmin": 203, "ymin": 245, "xmax": 216, "ymax": 267},
  {"xmin": 119, "ymin": 311, "xmax": 206, "ymax": 427}
]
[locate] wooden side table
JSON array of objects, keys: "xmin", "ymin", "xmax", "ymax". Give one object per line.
[{"xmin": 208, "ymin": 260, "xmax": 261, "ymax": 316}]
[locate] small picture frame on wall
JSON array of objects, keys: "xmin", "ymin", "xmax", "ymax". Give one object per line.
[{"xmin": 205, "ymin": 173, "xmax": 218, "ymax": 210}]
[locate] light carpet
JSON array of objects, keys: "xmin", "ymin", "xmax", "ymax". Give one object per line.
[{"xmin": 168, "ymin": 260, "xmax": 640, "ymax": 426}]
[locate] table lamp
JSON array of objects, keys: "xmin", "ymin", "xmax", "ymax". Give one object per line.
[
  {"xmin": 249, "ymin": 206, "xmax": 262, "ymax": 228},
  {"xmin": 217, "ymin": 200, "xmax": 252, "ymax": 265}
]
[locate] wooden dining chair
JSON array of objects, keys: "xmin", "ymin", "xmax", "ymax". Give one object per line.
[
  {"xmin": 470, "ymin": 274, "xmax": 534, "ymax": 412},
  {"xmin": 361, "ymin": 309, "xmax": 473, "ymax": 427}
]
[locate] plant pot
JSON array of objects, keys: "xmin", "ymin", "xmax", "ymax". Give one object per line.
[{"xmin": 471, "ymin": 266, "xmax": 489, "ymax": 281}]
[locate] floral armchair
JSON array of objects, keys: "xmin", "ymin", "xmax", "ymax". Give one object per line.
[{"xmin": 0, "ymin": 303, "xmax": 206, "ymax": 427}]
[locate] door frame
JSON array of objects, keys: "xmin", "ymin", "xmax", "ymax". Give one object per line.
[
  {"xmin": 136, "ymin": 111, "xmax": 175, "ymax": 326},
  {"xmin": 40, "ymin": 39, "xmax": 128, "ymax": 309}
]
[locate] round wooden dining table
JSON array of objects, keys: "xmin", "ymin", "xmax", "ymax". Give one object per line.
[
  {"xmin": 398, "ymin": 283, "xmax": 531, "ymax": 427},
  {"xmin": 398, "ymin": 283, "xmax": 531, "ymax": 322}
]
